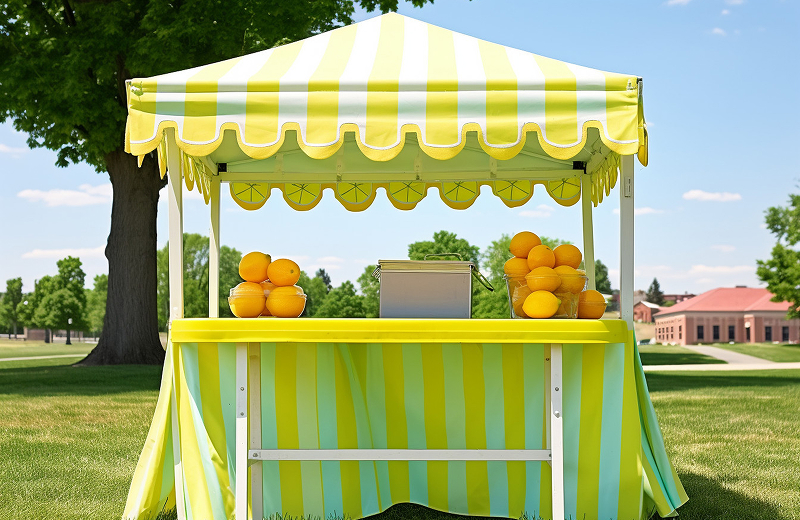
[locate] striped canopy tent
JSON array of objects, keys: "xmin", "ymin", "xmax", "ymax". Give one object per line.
[{"xmin": 125, "ymin": 12, "xmax": 647, "ymax": 212}]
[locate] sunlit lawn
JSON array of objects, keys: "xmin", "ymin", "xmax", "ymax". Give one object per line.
[
  {"xmin": 709, "ymin": 342, "xmax": 800, "ymax": 363},
  {"xmin": 2, "ymin": 354, "xmax": 799, "ymax": 519},
  {"xmin": 0, "ymin": 338, "xmax": 94, "ymax": 360}
]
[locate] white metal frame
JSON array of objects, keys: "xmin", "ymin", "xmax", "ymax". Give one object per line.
[{"xmin": 164, "ymin": 127, "xmax": 637, "ymax": 519}]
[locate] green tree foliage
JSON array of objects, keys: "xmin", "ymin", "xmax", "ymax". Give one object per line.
[
  {"xmin": 1, "ymin": 278, "xmax": 23, "ymax": 337},
  {"xmin": 646, "ymin": 278, "xmax": 665, "ymax": 305},
  {"xmin": 408, "ymin": 230, "xmax": 480, "ymax": 264},
  {"xmin": 757, "ymin": 192, "xmax": 800, "ymax": 319},
  {"xmin": 32, "ymin": 257, "xmax": 88, "ymax": 332},
  {"xmin": 296, "ymin": 271, "xmax": 331, "ymax": 317},
  {"xmin": 156, "ymin": 234, "xmax": 242, "ymax": 330},
  {"xmin": 0, "ymin": 0, "xmax": 434, "ymax": 364},
  {"xmin": 357, "ymin": 265, "xmax": 380, "ymax": 318},
  {"xmin": 473, "ymin": 234, "xmax": 511, "ymax": 319},
  {"xmin": 595, "ymin": 259, "xmax": 612, "ymax": 294},
  {"xmin": 314, "ymin": 281, "xmax": 365, "ymax": 318},
  {"xmin": 85, "ymin": 274, "xmax": 108, "ymax": 337}
]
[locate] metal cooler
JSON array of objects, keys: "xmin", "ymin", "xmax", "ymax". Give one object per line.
[{"xmin": 374, "ymin": 256, "xmax": 493, "ymax": 319}]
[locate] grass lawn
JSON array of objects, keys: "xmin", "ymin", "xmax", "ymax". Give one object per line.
[
  {"xmin": 708, "ymin": 342, "xmax": 800, "ymax": 363},
  {"xmin": 3, "ymin": 356, "xmax": 799, "ymax": 519},
  {"xmin": 637, "ymin": 344, "xmax": 725, "ymax": 366},
  {"xmin": 0, "ymin": 357, "xmax": 163, "ymax": 520},
  {"xmin": 0, "ymin": 338, "xmax": 94, "ymax": 360},
  {"xmin": 647, "ymin": 369, "xmax": 800, "ymax": 520}
]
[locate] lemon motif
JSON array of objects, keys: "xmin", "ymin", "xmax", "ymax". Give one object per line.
[
  {"xmin": 230, "ymin": 182, "xmax": 269, "ymax": 211},
  {"xmin": 546, "ymin": 177, "xmax": 581, "ymax": 206},
  {"xmin": 388, "ymin": 181, "xmax": 426, "ymax": 209},
  {"xmin": 283, "ymin": 182, "xmax": 322, "ymax": 210},
  {"xmin": 440, "ymin": 181, "xmax": 478, "ymax": 209},
  {"xmin": 493, "ymin": 180, "xmax": 533, "ymax": 207},
  {"xmin": 336, "ymin": 182, "xmax": 375, "ymax": 211}
]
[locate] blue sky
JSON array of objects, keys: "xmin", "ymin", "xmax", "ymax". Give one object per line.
[{"xmin": 1, "ymin": 0, "xmax": 798, "ymax": 296}]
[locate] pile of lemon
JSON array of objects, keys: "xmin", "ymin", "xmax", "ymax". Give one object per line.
[
  {"xmin": 228, "ymin": 252, "xmax": 306, "ymax": 318},
  {"xmin": 503, "ymin": 231, "xmax": 606, "ymax": 319}
]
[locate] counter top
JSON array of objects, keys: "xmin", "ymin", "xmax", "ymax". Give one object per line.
[{"xmin": 169, "ymin": 317, "xmax": 630, "ymax": 344}]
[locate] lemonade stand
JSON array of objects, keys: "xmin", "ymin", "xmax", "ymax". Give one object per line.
[{"xmin": 122, "ymin": 13, "xmax": 687, "ymax": 520}]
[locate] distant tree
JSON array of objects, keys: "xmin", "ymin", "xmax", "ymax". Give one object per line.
[
  {"xmin": 85, "ymin": 274, "xmax": 108, "ymax": 338},
  {"xmin": 646, "ymin": 278, "xmax": 665, "ymax": 305},
  {"xmin": 156, "ymin": 234, "xmax": 243, "ymax": 330},
  {"xmin": 314, "ymin": 281, "xmax": 365, "ymax": 318},
  {"xmin": 1, "ymin": 278, "xmax": 23, "ymax": 338},
  {"xmin": 315, "ymin": 269, "xmax": 333, "ymax": 292},
  {"xmin": 757, "ymin": 192, "xmax": 800, "ymax": 319},
  {"xmin": 296, "ymin": 271, "xmax": 330, "ymax": 317},
  {"xmin": 473, "ymin": 234, "xmax": 511, "ymax": 319},
  {"xmin": 408, "ymin": 230, "xmax": 480, "ymax": 264},
  {"xmin": 357, "ymin": 265, "xmax": 380, "ymax": 318},
  {"xmin": 33, "ymin": 257, "xmax": 87, "ymax": 344},
  {"xmin": 595, "ymin": 259, "xmax": 612, "ymax": 294}
]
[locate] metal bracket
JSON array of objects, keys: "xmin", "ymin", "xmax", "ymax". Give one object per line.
[{"xmin": 623, "ymin": 177, "xmax": 633, "ymax": 198}]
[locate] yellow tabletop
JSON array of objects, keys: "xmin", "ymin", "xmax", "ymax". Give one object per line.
[{"xmin": 169, "ymin": 317, "xmax": 630, "ymax": 345}]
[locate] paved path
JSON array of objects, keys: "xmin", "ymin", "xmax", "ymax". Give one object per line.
[
  {"xmin": 683, "ymin": 345, "xmax": 774, "ymax": 364},
  {"xmin": 0, "ymin": 354, "xmax": 85, "ymax": 362},
  {"xmin": 644, "ymin": 362, "xmax": 800, "ymax": 372}
]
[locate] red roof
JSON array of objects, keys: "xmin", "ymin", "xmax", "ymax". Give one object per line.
[{"xmin": 655, "ymin": 287, "xmax": 790, "ymax": 316}]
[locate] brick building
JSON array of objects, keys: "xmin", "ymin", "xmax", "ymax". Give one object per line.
[
  {"xmin": 654, "ymin": 287, "xmax": 800, "ymax": 345},
  {"xmin": 633, "ymin": 301, "xmax": 661, "ymax": 323}
]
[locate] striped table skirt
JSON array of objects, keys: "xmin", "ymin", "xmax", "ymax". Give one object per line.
[{"xmin": 123, "ymin": 324, "xmax": 687, "ymax": 520}]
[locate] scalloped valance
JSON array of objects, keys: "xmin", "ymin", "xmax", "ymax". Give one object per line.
[{"xmin": 127, "ymin": 12, "xmax": 645, "ymax": 211}]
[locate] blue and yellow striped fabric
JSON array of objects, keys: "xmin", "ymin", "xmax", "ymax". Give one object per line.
[{"xmin": 124, "ymin": 337, "xmax": 687, "ymax": 520}]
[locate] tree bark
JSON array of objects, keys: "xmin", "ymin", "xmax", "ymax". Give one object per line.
[{"xmin": 77, "ymin": 149, "xmax": 165, "ymax": 365}]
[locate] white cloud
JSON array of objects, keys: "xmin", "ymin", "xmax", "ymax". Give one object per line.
[
  {"xmin": 666, "ymin": 0, "xmax": 691, "ymax": 5},
  {"xmin": 519, "ymin": 204, "xmax": 556, "ymax": 218},
  {"xmin": 688, "ymin": 264, "xmax": 752, "ymax": 275},
  {"xmin": 682, "ymin": 189, "xmax": 741, "ymax": 202},
  {"xmin": 0, "ymin": 143, "xmax": 28, "ymax": 154},
  {"xmin": 17, "ymin": 183, "xmax": 113, "ymax": 207},
  {"xmin": 710, "ymin": 244, "xmax": 736, "ymax": 253},
  {"xmin": 612, "ymin": 207, "xmax": 664, "ymax": 216},
  {"xmin": 22, "ymin": 246, "xmax": 105, "ymax": 259},
  {"xmin": 725, "ymin": 0, "xmax": 744, "ymax": 4},
  {"xmin": 711, "ymin": 27, "xmax": 727, "ymax": 36},
  {"xmin": 721, "ymin": 9, "xmax": 730, "ymax": 14}
]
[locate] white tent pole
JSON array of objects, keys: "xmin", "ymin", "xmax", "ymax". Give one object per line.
[
  {"xmin": 166, "ymin": 129, "xmax": 184, "ymax": 323},
  {"xmin": 619, "ymin": 155, "xmax": 635, "ymax": 327},
  {"xmin": 581, "ymin": 173, "xmax": 596, "ymax": 291},
  {"xmin": 209, "ymin": 176, "xmax": 221, "ymax": 318}
]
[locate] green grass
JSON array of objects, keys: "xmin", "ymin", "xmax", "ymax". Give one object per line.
[
  {"xmin": 3, "ymin": 356, "xmax": 800, "ymax": 519},
  {"xmin": 0, "ymin": 338, "xmax": 94, "ymax": 360},
  {"xmin": 0, "ymin": 359, "xmax": 163, "ymax": 520},
  {"xmin": 708, "ymin": 342, "xmax": 800, "ymax": 363},
  {"xmin": 647, "ymin": 369, "xmax": 800, "ymax": 520},
  {"xmin": 637, "ymin": 344, "xmax": 726, "ymax": 366}
]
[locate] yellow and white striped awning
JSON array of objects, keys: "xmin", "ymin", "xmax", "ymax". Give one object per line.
[{"xmin": 126, "ymin": 13, "xmax": 647, "ymax": 211}]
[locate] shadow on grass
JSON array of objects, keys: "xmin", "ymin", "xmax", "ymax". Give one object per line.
[
  {"xmin": 638, "ymin": 351, "xmax": 724, "ymax": 366},
  {"xmin": 644, "ymin": 371, "xmax": 800, "ymax": 393},
  {"xmin": 365, "ymin": 503, "xmax": 501, "ymax": 520},
  {"xmin": 655, "ymin": 471, "xmax": 783, "ymax": 520},
  {"xmin": 0, "ymin": 363, "xmax": 163, "ymax": 396}
]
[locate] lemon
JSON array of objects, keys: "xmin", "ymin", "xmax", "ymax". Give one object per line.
[
  {"xmin": 239, "ymin": 252, "xmax": 271, "ymax": 283},
  {"xmin": 525, "ymin": 266, "xmax": 561, "ymax": 292},
  {"xmin": 554, "ymin": 244, "xmax": 582, "ymax": 269},
  {"xmin": 503, "ymin": 257, "xmax": 530, "ymax": 278},
  {"xmin": 522, "ymin": 290, "xmax": 561, "ymax": 319},
  {"xmin": 509, "ymin": 231, "xmax": 541, "ymax": 258},
  {"xmin": 527, "ymin": 244, "xmax": 555, "ymax": 270},
  {"xmin": 553, "ymin": 265, "xmax": 586, "ymax": 294},
  {"xmin": 578, "ymin": 290, "xmax": 607, "ymax": 319}
]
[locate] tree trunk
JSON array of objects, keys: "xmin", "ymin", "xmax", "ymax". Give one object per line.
[{"xmin": 78, "ymin": 150, "xmax": 165, "ymax": 365}]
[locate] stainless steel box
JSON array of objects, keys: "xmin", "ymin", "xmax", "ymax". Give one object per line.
[{"xmin": 376, "ymin": 260, "xmax": 476, "ymax": 319}]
